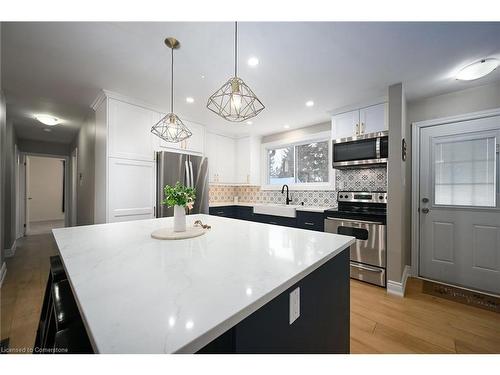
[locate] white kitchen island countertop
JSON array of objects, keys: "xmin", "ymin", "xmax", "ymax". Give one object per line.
[{"xmin": 52, "ymin": 214, "xmax": 354, "ymax": 354}]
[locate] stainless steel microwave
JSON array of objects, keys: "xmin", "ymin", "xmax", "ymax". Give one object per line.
[{"xmin": 332, "ymin": 131, "xmax": 388, "ymax": 169}]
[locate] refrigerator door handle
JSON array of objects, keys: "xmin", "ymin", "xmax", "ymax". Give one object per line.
[
  {"xmin": 185, "ymin": 160, "xmax": 191, "ymax": 187},
  {"xmin": 189, "ymin": 161, "xmax": 194, "ymax": 189}
]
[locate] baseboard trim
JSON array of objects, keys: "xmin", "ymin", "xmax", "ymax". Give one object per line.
[
  {"xmin": 387, "ymin": 265, "xmax": 411, "ymax": 297},
  {"xmin": 4, "ymin": 240, "xmax": 17, "ymax": 258},
  {"xmin": 0, "ymin": 262, "xmax": 6, "ymax": 288}
]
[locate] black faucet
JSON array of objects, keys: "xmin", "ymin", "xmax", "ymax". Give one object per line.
[{"xmin": 281, "ymin": 184, "xmax": 292, "ymax": 205}]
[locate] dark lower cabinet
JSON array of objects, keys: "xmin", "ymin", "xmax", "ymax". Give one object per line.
[
  {"xmin": 296, "ymin": 211, "xmax": 324, "ymax": 232},
  {"xmin": 198, "ymin": 248, "xmax": 350, "ymax": 353},
  {"xmin": 209, "ymin": 206, "xmax": 237, "ymax": 219},
  {"xmin": 209, "ymin": 205, "xmax": 326, "ymax": 232}
]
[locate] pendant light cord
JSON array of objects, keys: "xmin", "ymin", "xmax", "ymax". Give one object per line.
[
  {"xmin": 234, "ymin": 21, "xmax": 238, "ymax": 77},
  {"xmin": 171, "ymin": 46, "xmax": 174, "ymax": 113}
]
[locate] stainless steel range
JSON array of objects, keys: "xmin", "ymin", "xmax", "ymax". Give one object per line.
[{"xmin": 324, "ymin": 191, "xmax": 387, "ymax": 287}]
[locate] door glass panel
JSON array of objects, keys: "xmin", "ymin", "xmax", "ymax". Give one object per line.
[{"xmin": 434, "ymin": 136, "xmax": 496, "ymax": 207}]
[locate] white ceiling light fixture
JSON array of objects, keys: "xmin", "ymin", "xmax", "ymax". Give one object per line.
[
  {"xmin": 186, "ymin": 97, "xmax": 194, "ymax": 103},
  {"xmin": 456, "ymin": 58, "xmax": 499, "ymax": 81},
  {"xmin": 246, "ymin": 121, "xmax": 253, "ymax": 125},
  {"xmin": 248, "ymin": 57, "xmax": 259, "ymax": 67},
  {"xmin": 207, "ymin": 22, "xmax": 265, "ymax": 123},
  {"xmin": 305, "ymin": 100, "xmax": 314, "ymax": 107},
  {"xmin": 151, "ymin": 37, "xmax": 192, "ymax": 143},
  {"xmin": 283, "ymin": 124, "xmax": 290, "ymax": 129},
  {"xmin": 35, "ymin": 114, "xmax": 60, "ymax": 126}
]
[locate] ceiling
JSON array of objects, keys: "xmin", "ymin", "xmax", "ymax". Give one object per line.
[{"xmin": 2, "ymin": 22, "xmax": 500, "ymax": 143}]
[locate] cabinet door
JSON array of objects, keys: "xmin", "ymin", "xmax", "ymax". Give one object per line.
[
  {"xmin": 216, "ymin": 135, "xmax": 236, "ymax": 183},
  {"xmin": 108, "ymin": 158, "xmax": 155, "ymax": 222},
  {"xmin": 108, "ymin": 99, "xmax": 157, "ymax": 161},
  {"xmin": 359, "ymin": 103, "xmax": 387, "ymax": 134},
  {"xmin": 205, "ymin": 132, "xmax": 218, "ymax": 182},
  {"xmin": 332, "ymin": 110, "xmax": 359, "ymax": 139},
  {"xmin": 183, "ymin": 121, "xmax": 205, "ymax": 154},
  {"xmin": 235, "ymin": 137, "xmax": 251, "ymax": 184}
]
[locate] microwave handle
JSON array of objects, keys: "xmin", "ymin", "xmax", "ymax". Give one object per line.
[{"xmin": 376, "ymin": 137, "xmax": 381, "ymax": 159}]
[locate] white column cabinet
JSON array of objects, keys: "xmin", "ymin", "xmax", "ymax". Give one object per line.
[
  {"xmin": 92, "ymin": 90, "xmax": 207, "ymax": 224},
  {"xmin": 332, "ymin": 102, "xmax": 387, "ymax": 139}
]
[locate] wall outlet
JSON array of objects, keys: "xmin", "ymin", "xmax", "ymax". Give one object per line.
[{"xmin": 289, "ymin": 287, "xmax": 300, "ymax": 324}]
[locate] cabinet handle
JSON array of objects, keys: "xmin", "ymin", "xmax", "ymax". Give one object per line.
[
  {"xmin": 217, "ymin": 211, "xmax": 224, "ymax": 214},
  {"xmin": 355, "ymin": 123, "xmax": 359, "ymax": 135},
  {"xmin": 304, "ymin": 222, "xmax": 315, "ymax": 226},
  {"xmin": 269, "ymin": 221, "xmax": 277, "ymax": 225},
  {"xmin": 361, "ymin": 122, "xmax": 365, "ymax": 134}
]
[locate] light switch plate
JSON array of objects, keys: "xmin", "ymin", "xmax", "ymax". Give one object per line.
[{"xmin": 289, "ymin": 287, "xmax": 300, "ymax": 324}]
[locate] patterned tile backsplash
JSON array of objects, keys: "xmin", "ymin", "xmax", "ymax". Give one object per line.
[{"xmin": 209, "ymin": 167, "xmax": 387, "ymax": 208}]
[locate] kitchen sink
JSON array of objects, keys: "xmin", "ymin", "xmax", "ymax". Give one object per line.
[{"xmin": 253, "ymin": 204, "xmax": 301, "ymax": 218}]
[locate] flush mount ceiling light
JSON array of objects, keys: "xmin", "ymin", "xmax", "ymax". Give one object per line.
[
  {"xmin": 35, "ymin": 114, "xmax": 60, "ymax": 126},
  {"xmin": 186, "ymin": 97, "xmax": 194, "ymax": 103},
  {"xmin": 151, "ymin": 37, "xmax": 192, "ymax": 143},
  {"xmin": 305, "ymin": 100, "xmax": 314, "ymax": 107},
  {"xmin": 456, "ymin": 58, "xmax": 499, "ymax": 81},
  {"xmin": 207, "ymin": 22, "xmax": 265, "ymax": 123}
]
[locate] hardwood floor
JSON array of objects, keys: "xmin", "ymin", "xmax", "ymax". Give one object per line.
[
  {"xmin": 0, "ymin": 234, "xmax": 57, "ymax": 352},
  {"xmin": 1, "ymin": 233, "xmax": 499, "ymax": 354},
  {"xmin": 350, "ymin": 278, "xmax": 500, "ymax": 353}
]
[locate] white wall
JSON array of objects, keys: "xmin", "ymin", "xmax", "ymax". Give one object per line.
[
  {"xmin": 28, "ymin": 156, "xmax": 65, "ymax": 222},
  {"xmin": 71, "ymin": 111, "xmax": 96, "ymax": 226}
]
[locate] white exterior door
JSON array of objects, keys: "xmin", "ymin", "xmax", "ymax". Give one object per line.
[{"xmin": 419, "ymin": 116, "xmax": 500, "ymax": 295}]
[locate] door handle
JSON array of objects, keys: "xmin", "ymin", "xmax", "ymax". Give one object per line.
[
  {"xmin": 28, "ymin": 197, "xmax": 33, "ymax": 200},
  {"xmin": 421, "ymin": 207, "xmax": 430, "ymax": 214}
]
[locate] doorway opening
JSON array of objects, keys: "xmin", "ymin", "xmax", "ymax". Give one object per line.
[{"xmin": 24, "ymin": 155, "xmax": 67, "ymax": 235}]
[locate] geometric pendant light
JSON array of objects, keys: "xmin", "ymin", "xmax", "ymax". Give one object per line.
[
  {"xmin": 151, "ymin": 37, "xmax": 192, "ymax": 143},
  {"xmin": 207, "ymin": 22, "xmax": 265, "ymax": 122}
]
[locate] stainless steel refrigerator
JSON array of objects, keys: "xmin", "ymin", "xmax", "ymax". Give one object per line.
[{"xmin": 155, "ymin": 151, "xmax": 209, "ymax": 217}]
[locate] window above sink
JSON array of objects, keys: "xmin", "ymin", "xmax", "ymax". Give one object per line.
[{"xmin": 261, "ymin": 131, "xmax": 335, "ymax": 191}]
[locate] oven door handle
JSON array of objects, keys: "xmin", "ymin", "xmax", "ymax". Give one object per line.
[
  {"xmin": 326, "ymin": 217, "xmax": 383, "ymax": 225},
  {"xmin": 350, "ymin": 263, "xmax": 384, "ymax": 273}
]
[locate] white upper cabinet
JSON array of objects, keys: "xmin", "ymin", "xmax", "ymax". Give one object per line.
[
  {"xmin": 108, "ymin": 98, "xmax": 157, "ymax": 161},
  {"xmin": 359, "ymin": 103, "xmax": 388, "ymax": 134},
  {"xmin": 331, "ymin": 109, "xmax": 359, "ymax": 140},
  {"xmin": 332, "ymin": 102, "xmax": 387, "ymax": 139},
  {"xmin": 205, "ymin": 132, "xmax": 236, "ymax": 184},
  {"xmin": 236, "ymin": 136, "xmax": 261, "ymax": 185}
]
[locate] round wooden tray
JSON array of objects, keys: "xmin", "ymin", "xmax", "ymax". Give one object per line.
[{"xmin": 151, "ymin": 226, "xmax": 208, "ymax": 240}]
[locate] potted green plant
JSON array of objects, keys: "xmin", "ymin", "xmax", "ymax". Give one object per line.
[{"xmin": 162, "ymin": 182, "xmax": 196, "ymax": 232}]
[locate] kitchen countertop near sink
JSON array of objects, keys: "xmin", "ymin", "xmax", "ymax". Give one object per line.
[{"xmin": 209, "ymin": 202, "xmax": 333, "ymax": 213}]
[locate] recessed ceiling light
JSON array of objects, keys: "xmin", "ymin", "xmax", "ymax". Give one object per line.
[
  {"xmin": 201, "ymin": 74, "xmax": 205, "ymax": 79},
  {"xmin": 283, "ymin": 124, "xmax": 290, "ymax": 129},
  {"xmin": 43, "ymin": 128, "xmax": 52, "ymax": 132},
  {"xmin": 248, "ymin": 57, "xmax": 259, "ymax": 67},
  {"xmin": 35, "ymin": 114, "xmax": 60, "ymax": 126},
  {"xmin": 456, "ymin": 58, "xmax": 499, "ymax": 81},
  {"xmin": 246, "ymin": 121, "xmax": 253, "ymax": 125},
  {"xmin": 305, "ymin": 100, "xmax": 314, "ymax": 107},
  {"xmin": 186, "ymin": 97, "xmax": 194, "ymax": 103}
]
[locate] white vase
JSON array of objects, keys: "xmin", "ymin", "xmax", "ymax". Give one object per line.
[{"xmin": 173, "ymin": 205, "xmax": 186, "ymax": 232}]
